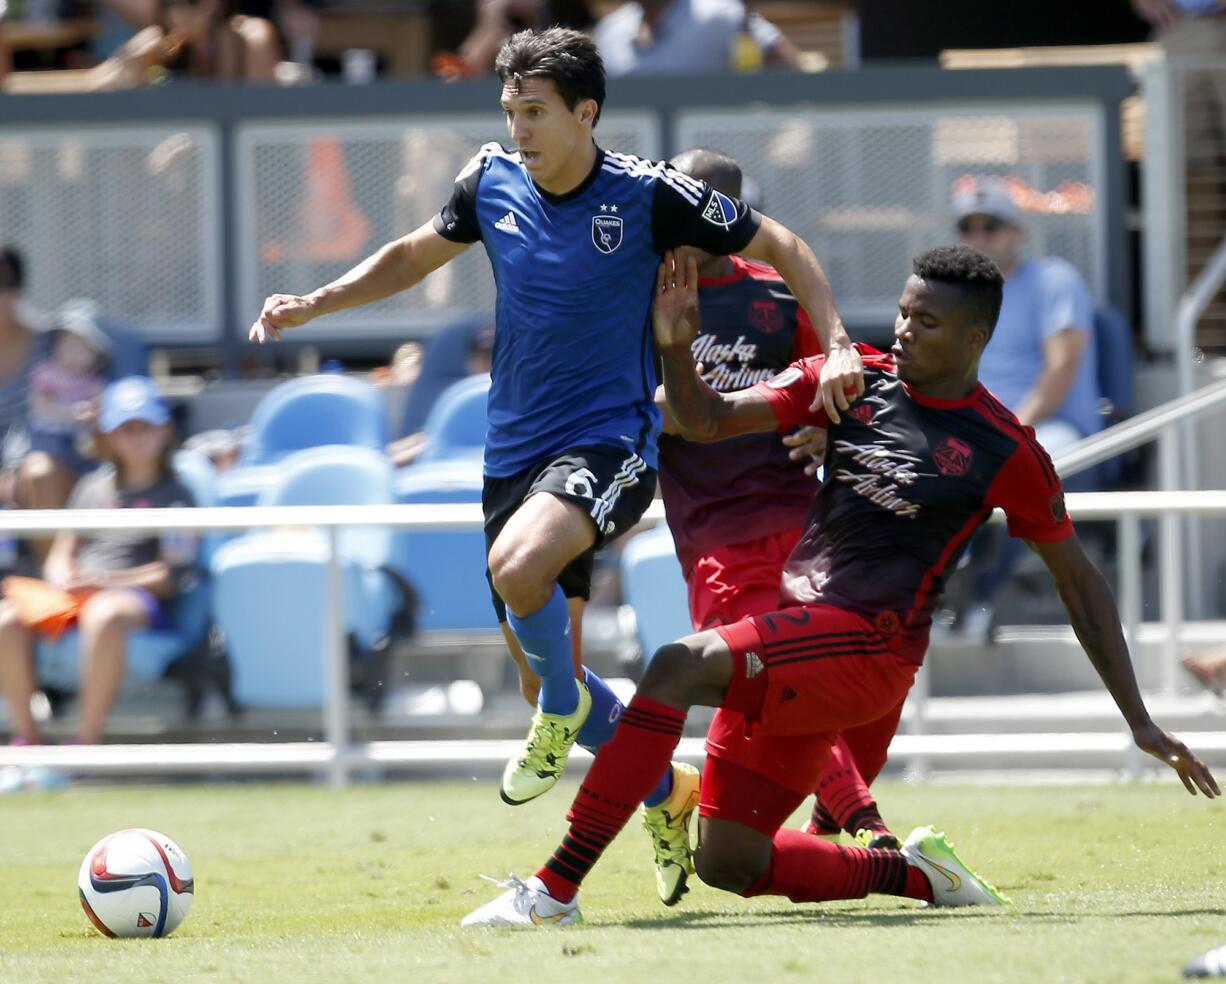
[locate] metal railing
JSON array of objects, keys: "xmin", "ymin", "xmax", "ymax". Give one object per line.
[{"xmin": 1, "ymin": 491, "xmax": 1224, "ymax": 785}]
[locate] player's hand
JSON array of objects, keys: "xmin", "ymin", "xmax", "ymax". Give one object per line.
[
  {"xmin": 815, "ymin": 342, "xmax": 863, "ymax": 424},
  {"xmin": 1132, "ymin": 721, "xmax": 1220, "ymax": 797},
  {"xmin": 783, "ymin": 425, "xmax": 827, "ymax": 476},
  {"xmin": 249, "ymin": 293, "xmax": 317, "ymax": 344},
  {"xmin": 653, "ymin": 250, "xmax": 700, "ymax": 351}
]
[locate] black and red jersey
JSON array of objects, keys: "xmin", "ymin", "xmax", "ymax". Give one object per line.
[
  {"xmin": 756, "ymin": 346, "xmax": 1073, "ymax": 646},
  {"xmin": 658, "ymin": 256, "xmax": 821, "ymax": 572}
]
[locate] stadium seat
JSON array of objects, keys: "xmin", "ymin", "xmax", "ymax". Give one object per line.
[
  {"xmin": 618, "ymin": 525, "xmax": 692, "ymax": 663},
  {"xmin": 390, "ymin": 459, "xmax": 498, "ymax": 632},
  {"xmin": 216, "ymin": 374, "xmax": 390, "ymax": 506},
  {"xmin": 210, "ymin": 445, "xmax": 403, "ymax": 707},
  {"xmin": 415, "ymin": 373, "xmax": 490, "ymax": 465},
  {"xmin": 35, "ymin": 453, "xmax": 215, "ymax": 695}
]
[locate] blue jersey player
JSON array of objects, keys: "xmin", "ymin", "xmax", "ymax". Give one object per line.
[{"xmin": 249, "ymin": 27, "xmax": 863, "ymax": 878}]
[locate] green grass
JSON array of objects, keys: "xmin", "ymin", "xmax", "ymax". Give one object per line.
[{"xmin": 0, "ymin": 779, "xmax": 1222, "ymax": 983}]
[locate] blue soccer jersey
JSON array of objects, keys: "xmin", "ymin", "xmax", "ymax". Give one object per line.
[{"xmin": 433, "ymin": 144, "xmax": 761, "ymax": 477}]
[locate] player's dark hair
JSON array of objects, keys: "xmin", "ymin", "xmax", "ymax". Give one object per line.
[
  {"xmin": 912, "ymin": 245, "xmax": 1004, "ymax": 337},
  {"xmin": 495, "ymin": 27, "xmax": 606, "ymax": 127},
  {"xmin": 0, "ymin": 246, "xmax": 24, "ymax": 291},
  {"xmin": 670, "ymin": 148, "xmax": 743, "ymax": 199}
]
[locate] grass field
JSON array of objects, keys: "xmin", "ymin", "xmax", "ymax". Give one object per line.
[{"xmin": 1, "ymin": 778, "xmax": 1222, "ymax": 983}]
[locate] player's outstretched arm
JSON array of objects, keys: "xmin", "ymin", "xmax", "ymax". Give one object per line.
[
  {"xmin": 740, "ymin": 215, "xmax": 862, "ymax": 422},
  {"xmin": 1033, "ymin": 534, "xmax": 1220, "ymax": 797},
  {"xmin": 653, "ymin": 251, "xmax": 778, "ymax": 442},
  {"xmin": 249, "ymin": 222, "xmax": 470, "ymax": 343}
]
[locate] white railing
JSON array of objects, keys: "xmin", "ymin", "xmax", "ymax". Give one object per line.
[{"xmin": 2, "ymin": 492, "xmax": 1225, "ymax": 785}]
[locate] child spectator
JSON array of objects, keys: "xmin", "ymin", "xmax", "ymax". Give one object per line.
[
  {"xmin": 27, "ymin": 307, "xmax": 111, "ymax": 483},
  {"xmin": 0, "ymin": 376, "xmax": 197, "ymax": 750}
]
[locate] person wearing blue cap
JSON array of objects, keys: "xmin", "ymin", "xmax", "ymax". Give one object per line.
[{"xmin": 0, "ymin": 376, "xmax": 198, "ymax": 755}]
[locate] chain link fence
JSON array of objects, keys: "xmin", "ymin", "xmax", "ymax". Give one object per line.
[
  {"xmin": 0, "ymin": 126, "xmax": 220, "ymax": 342},
  {"xmin": 677, "ymin": 106, "xmax": 1104, "ymax": 337},
  {"xmin": 235, "ymin": 112, "xmax": 660, "ymax": 341}
]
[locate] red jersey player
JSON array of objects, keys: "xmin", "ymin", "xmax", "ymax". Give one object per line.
[
  {"xmin": 645, "ymin": 150, "xmax": 903, "ymax": 912},
  {"xmin": 463, "ymin": 244, "xmax": 1218, "ymax": 926}
]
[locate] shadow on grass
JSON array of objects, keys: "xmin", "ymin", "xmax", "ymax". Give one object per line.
[{"xmin": 614, "ymin": 906, "xmax": 1226, "ymax": 931}]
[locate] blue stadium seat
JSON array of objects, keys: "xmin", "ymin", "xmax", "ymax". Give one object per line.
[
  {"xmin": 618, "ymin": 525, "xmax": 692, "ymax": 663},
  {"xmin": 210, "ymin": 446, "xmax": 400, "ymax": 707},
  {"xmin": 216, "ymin": 374, "xmax": 390, "ymax": 506},
  {"xmin": 36, "ymin": 454, "xmax": 213, "ymax": 693},
  {"xmin": 416, "ymin": 374, "xmax": 490, "ymax": 465},
  {"xmin": 390, "ymin": 459, "xmax": 499, "ymax": 631}
]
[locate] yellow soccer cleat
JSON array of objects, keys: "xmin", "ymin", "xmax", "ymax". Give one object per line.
[
  {"xmin": 640, "ymin": 761, "xmax": 701, "ymax": 906},
  {"xmin": 500, "ymin": 681, "xmax": 592, "ymax": 806}
]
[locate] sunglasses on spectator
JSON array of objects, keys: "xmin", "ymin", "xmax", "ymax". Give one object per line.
[{"xmin": 957, "ymin": 217, "xmax": 1007, "ymax": 236}]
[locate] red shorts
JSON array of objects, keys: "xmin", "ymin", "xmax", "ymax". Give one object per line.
[
  {"xmin": 686, "ymin": 528, "xmax": 804, "ymax": 632},
  {"xmin": 705, "ymin": 604, "xmax": 920, "ymax": 795},
  {"xmin": 699, "ymin": 754, "xmax": 810, "ymax": 837}
]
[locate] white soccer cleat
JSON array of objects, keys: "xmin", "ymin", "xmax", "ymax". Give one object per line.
[
  {"xmin": 1185, "ymin": 944, "xmax": 1226, "ymax": 978},
  {"xmin": 460, "ymin": 874, "xmax": 581, "ymax": 928},
  {"xmin": 901, "ymin": 825, "xmax": 1012, "ymax": 908}
]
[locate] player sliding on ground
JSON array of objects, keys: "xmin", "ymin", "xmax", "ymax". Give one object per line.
[
  {"xmin": 462, "ymin": 245, "xmax": 1220, "ymax": 927},
  {"xmin": 647, "ymin": 148, "xmax": 906, "ymax": 910},
  {"xmin": 249, "ymin": 27, "xmax": 862, "ymax": 898}
]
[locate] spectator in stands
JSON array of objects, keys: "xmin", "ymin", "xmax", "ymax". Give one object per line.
[
  {"xmin": 592, "ymin": 0, "xmax": 805, "ymax": 77},
  {"xmin": 1183, "ymin": 647, "xmax": 1226, "ymax": 696},
  {"xmin": 22, "ymin": 307, "xmax": 111, "ymax": 513},
  {"xmin": 0, "ymin": 376, "xmax": 197, "ymax": 748},
  {"xmin": 433, "ymin": 0, "xmax": 595, "ymax": 80},
  {"xmin": 386, "ymin": 322, "xmax": 493, "ymax": 468},
  {"xmin": 951, "ymin": 176, "xmax": 1102, "ymax": 639},
  {"xmin": 158, "ymin": 0, "xmax": 282, "ymax": 83},
  {"xmin": 0, "ymin": 248, "xmax": 43, "ymax": 508}
]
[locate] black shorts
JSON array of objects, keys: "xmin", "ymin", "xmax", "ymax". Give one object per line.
[{"xmin": 483, "ymin": 444, "xmax": 658, "ymax": 621}]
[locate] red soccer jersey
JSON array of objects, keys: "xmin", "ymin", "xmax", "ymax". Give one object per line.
[
  {"xmin": 657, "ymin": 256, "xmax": 821, "ymax": 573},
  {"xmin": 754, "ymin": 345, "xmax": 1073, "ymax": 640}
]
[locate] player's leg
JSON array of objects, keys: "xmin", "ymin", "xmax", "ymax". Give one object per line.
[
  {"xmin": 491, "ymin": 446, "xmax": 658, "ymax": 805},
  {"xmin": 806, "ymin": 702, "xmax": 906, "ymax": 849},
  {"xmin": 460, "ymin": 627, "xmax": 732, "ymax": 925},
  {"xmin": 695, "ymin": 754, "xmax": 1006, "ymax": 908},
  {"xmin": 695, "ymin": 754, "xmax": 931, "ymax": 905}
]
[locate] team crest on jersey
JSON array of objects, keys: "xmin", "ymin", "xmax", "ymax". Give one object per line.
[
  {"xmin": 592, "ymin": 214, "xmax": 623, "ymax": 254},
  {"xmin": 848, "ymin": 403, "xmax": 874, "ymax": 425},
  {"xmin": 701, "ymin": 190, "xmax": 739, "ymax": 229},
  {"xmin": 748, "ymin": 299, "xmax": 783, "ymax": 334},
  {"xmin": 933, "ymin": 437, "xmax": 973, "ymax": 477}
]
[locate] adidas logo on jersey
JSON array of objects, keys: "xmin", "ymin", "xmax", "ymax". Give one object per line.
[{"xmin": 495, "ymin": 212, "xmax": 520, "ymax": 234}]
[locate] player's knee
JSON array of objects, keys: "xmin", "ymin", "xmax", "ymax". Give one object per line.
[
  {"xmin": 638, "ymin": 643, "xmax": 703, "ymax": 704},
  {"xmin": 488, "ymin": 545, "xmax": 546, "ymax": 612},
  {"xmin": 693, "ymin": 843, "xmax": 762, "ymax": 896}
]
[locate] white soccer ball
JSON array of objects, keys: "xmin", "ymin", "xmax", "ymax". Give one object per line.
[{"xmin": 77, "ymin": 828, "xmax": 194, "ymax": 938}]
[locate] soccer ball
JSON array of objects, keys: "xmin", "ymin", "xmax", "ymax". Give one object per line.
[{"xmin": 77, "ymin": 828, "xmax": 194, "ymax": 938}]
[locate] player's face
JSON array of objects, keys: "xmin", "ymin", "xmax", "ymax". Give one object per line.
[
  {"xmin": 500, "ymin": 78, "xmax": 596, "ymax": 193},
  {"xmin": 892, "ymin": 275, "xmax": 978, "ymax": 390}
]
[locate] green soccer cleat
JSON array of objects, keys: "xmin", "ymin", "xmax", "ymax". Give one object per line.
[
  {"xmin": 854, "ymin": 827, "xmax": 902, "ymax": 851},
  {"xmin": 500, "ymin": 681, "xmax": 592, "ymax": 806},
  {"xmin": 640, "ymin": 761, "xmax": 700, "ymax": 906},
  {"xmin": 901, "ymin": 825, "xmax": 1012, "ymax": 907},
  {"xmin": 460, "ymin": 874, "xmax": 582, "ymax": 928}
]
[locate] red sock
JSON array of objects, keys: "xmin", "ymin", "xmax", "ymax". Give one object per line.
[
  {"xmin": 535, "ymin": 694, "xmax": 686, "ymax": 902},
  {"xmin": 744, "ymin": 828, "xmax": 933, "ymax": 903},
  {"xmin": 814, "ymin": 736, "xmax": 888, "ymax": 834}
]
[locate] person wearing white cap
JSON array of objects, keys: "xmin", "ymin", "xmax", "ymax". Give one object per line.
[{"xmin": 952, "ymin": 176, "xmax": 1102, "ymax": 639}]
